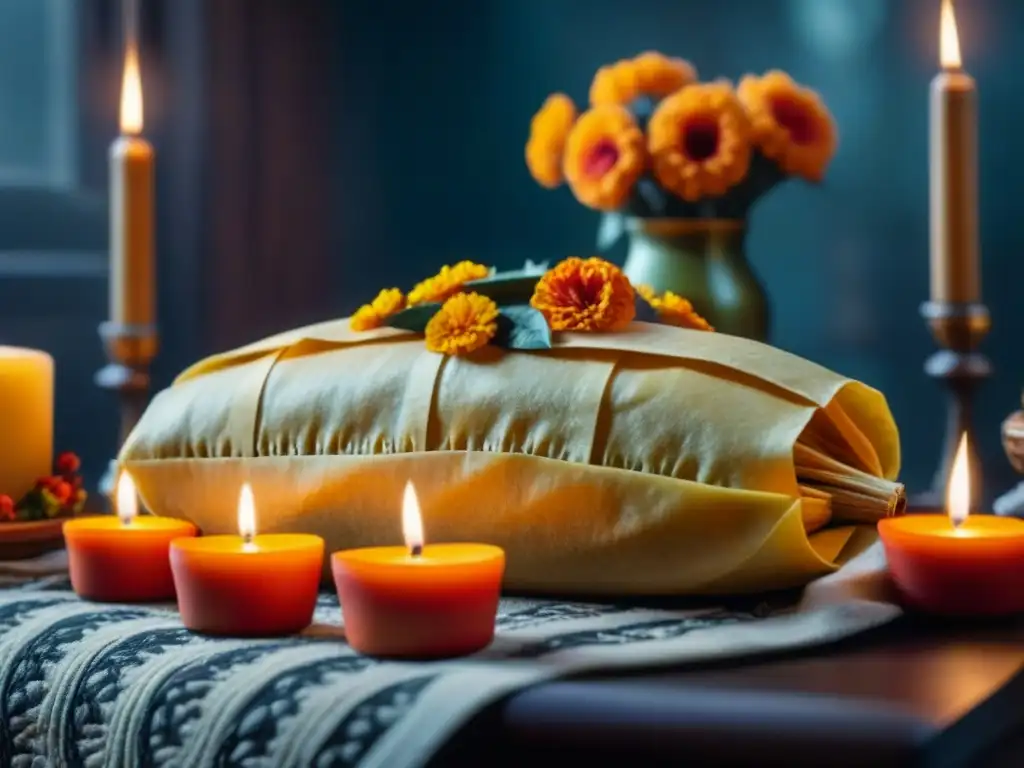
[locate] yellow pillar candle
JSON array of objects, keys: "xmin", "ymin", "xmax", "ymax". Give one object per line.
[
  {"xmin": 0, "ymin": 347, "xmax": 53, "ymax": 500},
  {"xmin": 110, "ymin": 42, "xmax": 155, "ymax": 328},
  {"xmin": 929, "ymin": 0, "xmax": 979, "ymax": 304}
]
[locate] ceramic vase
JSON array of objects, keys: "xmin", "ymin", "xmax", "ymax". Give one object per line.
[{"xmin": 621, "ymin": 218, "xmax": 770, "ymax": 342}]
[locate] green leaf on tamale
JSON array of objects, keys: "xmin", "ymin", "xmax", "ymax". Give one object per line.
[
  {"xmin": 465, "ymin": 272, "xmax": 542, "ymax": 305},
  {"xmin": 384, "ymin": 303, "xmax": 442, "ymax": 333},
  {"xmin": 633, "ymin": 294, "xmax": 659, "ymax": 323},
  {"xmin": 494, "ymin": 305, "xmax": 552, "ymax": 350}
]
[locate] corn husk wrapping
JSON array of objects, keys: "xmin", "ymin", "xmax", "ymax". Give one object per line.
[{"xmin": 121, "ymin": 320, "xmax": 901, "ymax": 595}]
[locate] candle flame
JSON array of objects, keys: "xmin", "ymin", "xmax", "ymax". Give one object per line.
[
  {"xmin": 116, "ymin": 470, "xmax": 138, "ymax": 526},
  {"xmin": 947, "ymin": 433, "xmax": 970, "ymax": 528},
  {"xmin": 402, "ymin": 481, "xmax": 424, "ymax": 557},
  {"xmin": 237, "ymin": 483, "xmax": 257, "ymax": 544},
  {"xmin": 940, "ymin": 0, "xmax": 962, "ymax": 70},
  {"xmin": 119, "ymin": 44, "xmax": 144, "ymax": 135}
]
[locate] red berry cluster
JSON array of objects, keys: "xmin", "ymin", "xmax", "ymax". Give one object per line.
[
  {"xmin": 0, "ymin": 495, "xmax": 14, "ymax": 523},
  {"xmin": 0, "ymin": 451, "xmax": 87, "ymax": 523}
]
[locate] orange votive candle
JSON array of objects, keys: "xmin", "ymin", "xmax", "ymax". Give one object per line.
[
  {"xmin": 332, "ymin": 482, "xmax": 505, "ymax": 659},
  {"xmin": 879, "ymin": 434, "xmax": 1024, "ymax": 617},
  {"xmin": 64, "ymin": 472, "xmax": 196, "ymax": 602},
  {"xmin": 879, "ymin": 514, "xmax": 1024, "ymax": 617},
  {"xmin": 169, "ymin": 484, "xmax": 324, "ymax": 637}
]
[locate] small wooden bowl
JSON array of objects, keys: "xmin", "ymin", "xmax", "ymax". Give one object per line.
[
  {"xmin": 0, "ymin": 519, "xmax": 67, "ymax": 561},
  {"xmin": 1002, "ymin": 411, "xmax": 1024, "ymax": 474}
]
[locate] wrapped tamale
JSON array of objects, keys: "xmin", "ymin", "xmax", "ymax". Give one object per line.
[{"xmin": 120, "ymin": 319, "xmax": 902, "ymax": 595}]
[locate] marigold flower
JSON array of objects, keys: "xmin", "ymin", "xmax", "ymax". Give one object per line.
[
  {"xmin": 590, "ymin": 52, "xmax": 697, "ymax": 107},
  {"xmin": 408, "ymin": 261, "xmax": 491, "ymax": 306},
  {"xmin": 634, "ymin": 284, "xmax": 657, "ymax": 303},
  {"xmin": 425, "ymin": 292, "xmax": 499, "ymax": 356},
  {"xmin": 563, "ymin": 106, "xmax": 646, "ymax": 210},
  {"xmin": 350, "ymin": 287, "xmax": 407, "ymax": 331},
  {"xmin": 526, "ymin": 93, "xmax": 577, "ymax": 188},
  {"xmin": 737, "ymin": 70, "xmax": 837, "ymax": 182},
  {"xmin": 648, "ymin": 81, "xmax": 752, "ymax": 202},
  {"xmin": 531, "ymin": 257, "xmax": 635, "ymax": 332},
  {"xmin": 652, "ymin": 291, "xmax": 714, "ymax": 331}
]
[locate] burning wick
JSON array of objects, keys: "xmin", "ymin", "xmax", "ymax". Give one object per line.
[
  {"xmin": 947, "ymin": 433, "xmax": 970, "ymax": 530},
  {"xmin": 238, "ymin": 483, "xmax": 258, "ymax": 551},
  {"xmin": 403, "ymin": 481, "xmax": 425, "ymax": 560},
  {"xmin": 116, "ymin": 471, "xmax": 138, "ymax": 528}
]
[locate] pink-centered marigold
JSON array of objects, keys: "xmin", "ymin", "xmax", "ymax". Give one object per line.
[
  {"xmin": 737, "ymin": 70, "xmax": 837, "ymax": 182},
  {"xmin": 563, "ymin": 106, "xmax": 646, "ymax": 210}
]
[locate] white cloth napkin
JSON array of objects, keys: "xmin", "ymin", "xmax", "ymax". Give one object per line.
[
  {"xmin": 0, "ymin": 548, "xmax": 69, "ymax": 588},
  {"xmin": 799, "ymin": 541, "xmax": 894, "ymax": 610}
]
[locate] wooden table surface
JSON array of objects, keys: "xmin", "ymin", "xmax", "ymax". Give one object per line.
[{"xmin": 434, "ymin": 616, "xmax": 1024, "ymax": 767}]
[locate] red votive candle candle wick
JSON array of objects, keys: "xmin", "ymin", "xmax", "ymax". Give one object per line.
[
  {"xmin": 879, "ymin": 434, "xmax": 1024, "ymax": 617},
  {"xmin": 169, "ymin": 483, "xmax": 324, "ymax": 637},
  {"xmin": 332, "ymin": 481, "xmax": 505, "ymax": 659},
  {"xmin": 63, "ymin": 471, "xmax": 196, "ymax": 603},
  {"xmin": 879, "ymin": 514, "xmax": 1024, "ymax": 617}
]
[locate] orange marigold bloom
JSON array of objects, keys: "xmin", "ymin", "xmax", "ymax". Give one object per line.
[
  {"xmin": 737, "ymin": 70, "xmax": 837, "ymax": 182},
  {"xmin": 563, "ymin": 106, "xmax": 645, "ymax": 210},
  {"xmin": 634, "ymin": 283, "xmax": 657, "ymax": 303},
  {"xmin": 425, "ymin": 292, "xmax": 499, "ymax": 356},
  {"xmin": 648, "ymin": 81, "xmax": 752, "ymax": 203},
  {"xmin": 350, "ymin": 287, "xmax": 406, "ymax": 331},
  {"xmin": 526, "ymin": 93, "xmax": 577, "ymax": 188},
  {"xmin": 652, "ymin": 291, "xmax": 714, "ymax": 331},
  {"xmin": 590, "ymin": 51, "xmax": 697, "ymax": 107},
  {"xmin": 531, "ymin": 257, "xmax": 635, "ymax": 332},
  {"xmin": 408, "ymin": 261, "xmax": 491, "ymax": 306}
]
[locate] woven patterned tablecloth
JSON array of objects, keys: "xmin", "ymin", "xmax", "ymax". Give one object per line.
[{"xmin": 0, "ymin": 545, "xmax": 899, "ymax": 768}]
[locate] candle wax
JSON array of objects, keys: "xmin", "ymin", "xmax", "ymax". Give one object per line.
[
  {"xmin": 0, "ymin": 347, "xmax": 53, "ymax": 501},
  {"xmin": 879, "ymin": 514, "xmax": 1024, "ymax": 616},
  {"xmin": 64, "ymin": 516, "xmax": 197, "ymax": 602},
  {"xmin": 170, "ymin": 534, "xmax": 324, "ymax": 637},
  {"xmin": 332, "ymin": 543, "xmax": 505, "ymax": 659},
  {"xmin": 929, "ymin": 70, "xmax": 979, "ymax": 304},
  {"xmin": 110, "ymin": 136, "xmax": 155, "ymax": 327}
]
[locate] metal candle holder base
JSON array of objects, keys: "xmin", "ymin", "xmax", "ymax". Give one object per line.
[
  {"xmin": 95, "ymin": 320, "xmax": 158, "ymax": 507},
  {"xmin": 909, "ymin": 301, "xmax": 991, "ymax": 512}
]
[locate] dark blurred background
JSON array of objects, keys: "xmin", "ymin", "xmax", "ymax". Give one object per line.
[{"xmin": 0, "ymin": 0, "xmax": 1020, "ymax": 501}]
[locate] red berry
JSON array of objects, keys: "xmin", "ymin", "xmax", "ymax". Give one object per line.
[
  {"xmin": 56, "ymin": 452, "xmax": 81, "ymax": 476},
  {"xmin": 0, "ymin": 495, "xmax": 15, "ymax": 521},
  {"xmin": 53, "ymin": 481, "xmax": 74, "ymax": 505},
  {"xmin": 36, "ymin": 476, "xmax": 57, "ymax": 490}
]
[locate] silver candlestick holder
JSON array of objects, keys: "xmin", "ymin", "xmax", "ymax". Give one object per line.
[
  {"xmin": 910, "ymin": 300, "xmax": 991, "ymax": 512},
  {"xmin": 94, "ymin": 320, "xmax": 158, "ymax": 506}
]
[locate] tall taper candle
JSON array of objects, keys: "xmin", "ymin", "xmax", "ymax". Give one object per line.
[
  {"xmin": 929, "ymin": 0, "xmax": 979, "ymax": 304},
  {"xmin": 110, "ymin": 41, "xmax": 155, "ymax": 328}
]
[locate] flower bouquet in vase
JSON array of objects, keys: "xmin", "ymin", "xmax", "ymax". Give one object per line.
[{"xmin": 526, "ymin": 52, "xmax": 838, "ymax": 341}]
